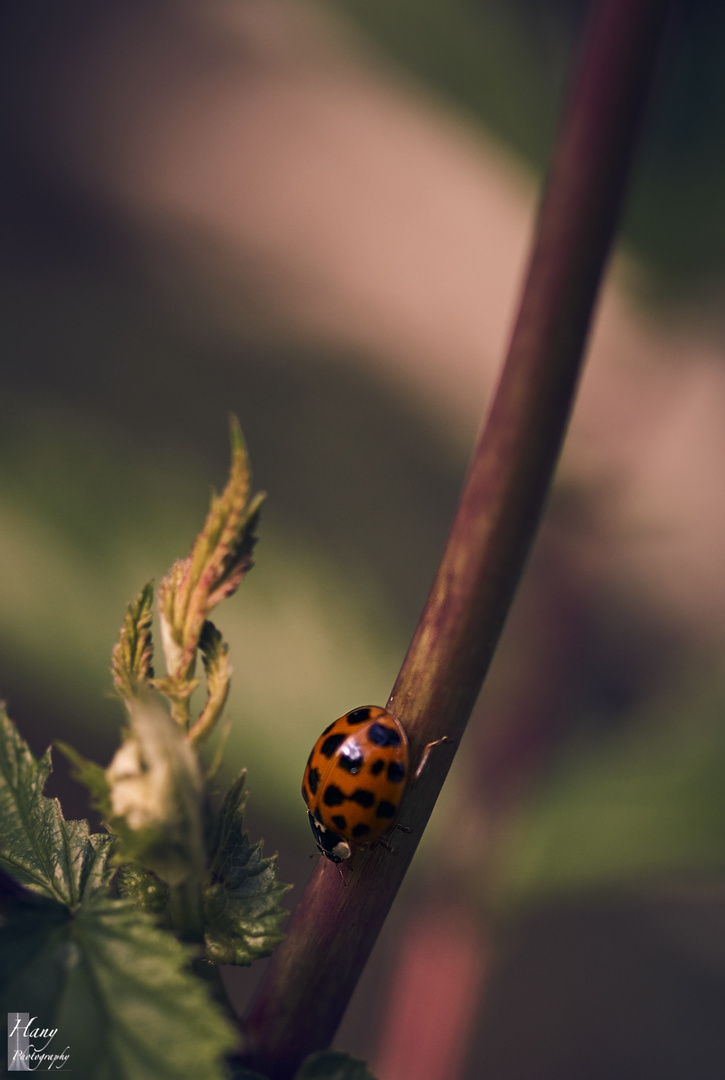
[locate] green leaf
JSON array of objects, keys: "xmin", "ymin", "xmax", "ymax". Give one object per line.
[
  {"xmin": 0, "ymin": 896, "xmax": 238, "ymax": 1080},
  {"xmin": 0, "ymin": 708, "xmax": 113, "ymax": 908},
  {"xmin": 296, "ymin": 1051, "xmax": 378, "ymax": 1080},
  {"xmin": 55, "ymin": 740, "xmax": 112, "ymax": 819},
  {"xmin": 203, "ymin": 771, "xmax": 290, "ymax": 965},
  {"xmin": 114, "ymin": 863, "xmax": 169, "ymax": 914},
  {"xmin": 112, "ymin": 581, "xmax": 155, "ymax": 700}
]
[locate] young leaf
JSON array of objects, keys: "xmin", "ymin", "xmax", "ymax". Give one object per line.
[
  {"xmin": 204, "ymin": 771, "xmax": 290, "ymax": 965},
  {"xmin": 104, "ymin": 693, "xmax": 205, "ymax": 887},
  {"xmin": 156, "ymin": 417, "xmax": 264, "ymax": 730},
  {"xmin": 114, "ymin": 863, "xmax": 169, "ymax": 914},
  {"xmin": 178, "ymin": 417, "xmax": 262, "ymax": 624},
  {"xmin": 157, "ymin": 558, "xmax": 189, "ymax": 686},
  {"xmin": 188, "ymin": 620, "xmax": 232, "ymax": 748},
  {"xmin": 0, "ymin": 896, "xmax": 238, "ymax": 1080},
  {"xmin": 55, "ymin": 740, "xmax": 112, "ymax": 819},
  {"xmin": 0, "ymin": 708, "xmax": 113, "ymax": 909},
  {"xmin": 296, "ymin": 1051, "xmax": 378, "ymax": 1080},
  {"xmin": 111, "ymin": 581, "xmax": 155, "ymax": 700}
]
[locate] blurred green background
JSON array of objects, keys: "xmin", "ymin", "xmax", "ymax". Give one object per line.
[{"xmin": 2, "ymin": 1, "xmax": 725, "ymax": 1077}]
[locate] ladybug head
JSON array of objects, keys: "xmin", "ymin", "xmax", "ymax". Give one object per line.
[{"xmin": 307, "ymin": 811, "xmax": 352, "ymax": 863}]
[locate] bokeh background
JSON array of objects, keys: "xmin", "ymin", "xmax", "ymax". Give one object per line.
[{"xmin": 2, "ymin": 1, "xmax": 725, "ymax": 1077}]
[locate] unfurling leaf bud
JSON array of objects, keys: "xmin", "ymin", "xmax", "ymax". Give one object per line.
[
  {"xmin": 105, "ymin": 692, "xmax": 205, "ymax": 888},
  {"xmin": 154, "ymin": 415, "xmax": 264, "ymax": 734}
]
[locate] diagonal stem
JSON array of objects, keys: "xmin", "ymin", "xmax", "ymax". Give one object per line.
[{"xmin": 240, "ymin": 1, "xmax": 672, "ymax": 1076}]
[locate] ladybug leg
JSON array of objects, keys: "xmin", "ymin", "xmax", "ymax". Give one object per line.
[
  {"xmin": 369, "ymin": 837, "xmax": 398, "ymax": 856},
  {"xmin": 379, "ymin": 828, "xmax": 411, "ymax": 851},
  {"xmin": 413, "ymin": 735, "xmax": 455, "ymax": 782}
]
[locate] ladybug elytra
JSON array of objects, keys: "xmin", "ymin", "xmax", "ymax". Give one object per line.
[{"xmin": 302, "ymin": 705, "xmax": 447, "ymax": 863}]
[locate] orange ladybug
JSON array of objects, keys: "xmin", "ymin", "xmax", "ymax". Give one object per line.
[{"xmin": 302, "ymin": 705, "xmax": 447, "ymax": 863}]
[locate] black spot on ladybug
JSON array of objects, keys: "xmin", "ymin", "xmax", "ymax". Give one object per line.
[
  {"xmin": 346, "ymin": 707, "xmax": 372, "ymax": 725},
  {"xmin": 352, "ymin": 789, "xmax": 375, "ymax": 808},
  {"xmin": 307, "ymin": 767, "xmax": 320, "ymax": 795},
  {"xmin": 352, "ymin": 823, "xmax": 371, "ymax": 838},
  {"xmin": 321, "ymin": 733, "xmax": 346, "ymax": 758},
  {"xmin": 376, "ymin": 800, "xmax": 397, "ymax": 819},
  {"xmin": 368, "ymin": 723, "xmax": 401, "ymax": 747},
  {"xmin": 370, "ymin": 759, "xmax": 385, "ymax": 776},
  {"xmin": 338, "ymin": 745, "xmax": 364, "ymax": 773},
  {"xmin": 323, "ymin": 784, "xmax": 344, "ymax": 806},
  {"xmin": 332, "ymin": 814, "xmax": 347, "ymax": 830},
  {"xmin": 387, "ymin": 762, "xmax": 405, "ymax": 783}
]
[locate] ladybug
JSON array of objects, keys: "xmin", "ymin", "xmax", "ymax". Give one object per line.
[{"xmin": 302, "ymin": 705, "xmax": 448, "ymax": 864}]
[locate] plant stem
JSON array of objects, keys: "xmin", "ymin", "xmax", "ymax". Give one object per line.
[
  {"xmin": 241, "ymin": 1, "xmax": 672, "ymax": 1076},
  {"xmin": 167, "ymin": 874, "xmax": 204, "ymax": 942}
]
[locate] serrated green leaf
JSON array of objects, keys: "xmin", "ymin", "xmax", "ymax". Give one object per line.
[
  {"xmin": 55, "ymin": 740, "xmax": 112, "ymax": 819},
  {"xmin": 112, "ymin": 582, "xmax": 155, "ymax": 700},
  {"xmin": 203, "ymin": 772, "xmax": 290, "ymax": 965},
  {"xmin": 0, "ymin": 896, "xmax": 237, "ymax": 1080},
  {"xmin": 0, "ymin": 709, "xmax": 113, "ymax": 908},
  {"xmin": 296, "ymin": 1051, "xmax": 378, "ymax": 1080}
]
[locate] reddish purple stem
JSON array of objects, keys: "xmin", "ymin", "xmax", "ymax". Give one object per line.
[{"xmin": 240, "ymin": 1, "xmax": 672, "ymax": 1077}]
